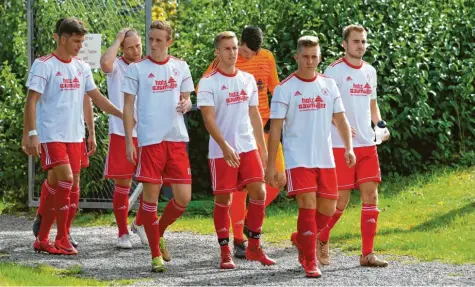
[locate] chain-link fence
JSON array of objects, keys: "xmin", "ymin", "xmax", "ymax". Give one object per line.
[{"xmin": 27, "ymin": 0, "xmax": 153, "ymax": 209}]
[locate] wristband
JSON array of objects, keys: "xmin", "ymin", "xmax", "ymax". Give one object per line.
[
  {"xmin": 377, "ymin": 120, "xmax": 387, "ymax": 128},
  {"xmin": 28, "ymin": 130, "xmax": 38, "ymax": 137}
]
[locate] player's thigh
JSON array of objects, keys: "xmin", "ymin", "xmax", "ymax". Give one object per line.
[
  {"xmin": 66, "ymin": 142, "xmax": 83, "ymax": 175},
  {"xmin": 171, "ymin": 183, "xmax": 191, "ymax": 207},
  {"xmin": 105, "ymin": 134, "xmax": 137, "ymax": 180},
  {"xmin": 286, "ymin": 167, "xmax": 318, "ymax": 197},
  {"xmin": 142, "ymin": 182, "xmax": 162, "ymax": 203},
  {"xmin": 163, "ymin": 142, "xmax": 192, "ymax": 185},
  {"xmin": 136, "ymin": 143, "xmax": 167, "ymax": 185}
]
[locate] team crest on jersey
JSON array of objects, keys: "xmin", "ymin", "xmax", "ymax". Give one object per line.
[
  {"xmin": 226, "ymin": 89, "xmax": 249, "ymax": 105},
  {"xmin": 322, "ymin": 88, "xmax": 329, "ymax": 96},
  {"xmin": 350, "ymin": 82, "xmax": 372, "ymax": 96},
  {"xmin": 172, "ymin": 68, "xmax": 180, "ymax": 77},
  {"xmin": 60, "ymin": 77, "xmax": 80, "ymax": 90},
  {"xmin": 298, "ymin": 95, "xmax": 326, "ymax": 111},
  {"xmin": 77, "ymin": 70, "xmax": 83, "ymax": 77},
  {"xmin": 152, "ymin": 77, "xmax": 177, "ymax": 92}
]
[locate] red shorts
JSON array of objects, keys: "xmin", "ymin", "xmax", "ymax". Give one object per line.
[
  {"xmin": 40, "ymin": 142, "xmax": 82, "ymax": 174},
  {"xmin": 208, "ymin": 149, "xmax": 264, "ymax": 194},
  {"xmin": 333, "ymin": 146, "xmax": 381, "ymax": 190},
  {"xmin": 136, "ymin": 141, "xmax": 191, "ymax": 185},
  {"xmin": 286, "ymin": 167, "xmax": 338, "ymax": 199},
  {"xmin": 81, "ymin": 138, "xmax": 89, "ymax": 168},
  {"xmin": 104, "ymin": 134, "xmax": 138, "ymax": 179}
]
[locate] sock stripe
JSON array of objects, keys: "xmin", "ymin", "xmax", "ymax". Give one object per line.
[
  {"xmin": 114, "ymin": 186, "xmax": 130, "ymax": 194},
  {"xmin": 58, "ymin": 181, "xmax": 73, "ymax": 189},
  {"xmin": 142, "ymin": 203, "xmax": 157, "ymax": 212},
  {"xmin": 249, "ymin": 199, "xmax": 265, "ymax": 205},
  {"xmin": 214, "ymin": 201, "xmax": 230, "ymax": 208},
  {"xmin": 171, "ymin": 199, "xmax": 186, "ymax": 211}
]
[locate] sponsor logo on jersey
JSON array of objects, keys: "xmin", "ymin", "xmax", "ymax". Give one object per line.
[
  {"xmin": 152, "ymin": 77, "xmax": 177, "ymax": 92},
  {"xmin": 148, "ymin": 73, "xmax": 155, "ymax": 78},
  {"xmin": 298, "ymin": 95, "xmax": 326, "ymax": 111},
  {"xmin": 350, "ymin": 82, "xmax": 372, "ymax": 96},
  {"xmin": 294, "ymin": 91, "xmax": 302, "ymax": 96},
  {"xmin": 56, "ymin": 71, "xmax": 62, "ymax": 76},
  {"xmin": 221, "ymin": 85, "xmax": 228, "ymax": 90},
  {"xmin": 226, "ymin": 89, "xmax": 249, "ymax": 105},
  {"xmin": 346, "ymin": 76, "xmax": 353, "ymax": 81},
  {"xmin": 60, "ymin": 77, "xmax": 80, "ymax": 90}
]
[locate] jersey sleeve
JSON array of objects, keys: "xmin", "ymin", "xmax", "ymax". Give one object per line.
[
  {"xmin": 84, "ymin": 63, "xmax": 97, "ymax": 92},
  {"xmin": 25, "ymin": 61, "xmax": 39, "ymax": 88},
  {"xmin": 181, "ymin": 62, "xmax": 194, "ymax": 92},
  {"xmin": 270, "ymin": 85, "xmax": 289, "ymax": 119},
  {"xmin": 249, "ymin": 78, "xmax": 259, "ymax": 107},
  {"xmin": 323, "ymin": 65, "xmax": 340, "ymax": 88},
  {"xmin": 196, "ymin": 78, "xmax": 214, "ymax": 108},
  {"xmin": 267, "ymin": 52, "xmax": 280, "ymax": 95},
  {"xmin": 28, "ymin": 61, "xmax": 50, "ymax": 94},
  {"xmin": 121, "ymin": 64, "xmax": 139, "ymax": 96},
  {"xmin": 331, "ymin": 81, "xmax": 345, "ymax": 114},
  {"xmin": 370, "ymin": 68, "xmax": 377, "ymax": 100},
  {"xmin": 103, "ymin": 57, "xmax": 119, "ymax": 75}
]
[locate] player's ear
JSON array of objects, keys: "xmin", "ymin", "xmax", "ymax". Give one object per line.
[
  {"xmin": 342, "ymin": 40, "xmax": 347, "ymax": 50},
  {"xmin": 53, "ymin": 33, "xmax": 59, "ymax": 42},
  {"xmin": 293, "ymin": 53, "xmax": 298, "ymax": 61},
  {"xmin": 167, "ymin": 38, "xmax": 173, "ymax": 47}
]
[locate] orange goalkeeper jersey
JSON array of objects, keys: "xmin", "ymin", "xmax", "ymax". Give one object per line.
[{"xmin": 203, "ymin": 49, "xmax": 279, "ymax": 121}]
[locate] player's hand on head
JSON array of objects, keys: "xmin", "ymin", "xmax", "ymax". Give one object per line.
[
  {"xmin": 351, "ymin": 126, "xmax": 357, "ymax": 138},
  {"xmin": 27, "ymin": 135, "xmax": 41, "ymax": 157},
  {"xmin": 116, "ymin": 28, "xmax": 129, "ymax": 43},
  {"xmin": 345, "ymin": 149, "xmax": 356, "ymax": 168},
  {"xmin": 222, "ymin": 142, "xmax": 240, "ymax": 168},
  {"xmin": 126, "ymin": 142, "xmax": 137, "ymax": 165},
  {"xmin": 87, "ymin": 135, "xmax": 97, "ymax": 156}
]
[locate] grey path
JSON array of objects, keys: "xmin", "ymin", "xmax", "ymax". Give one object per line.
[{"xmin": 0, "ymin": 214, "xmax": 474, "ymax": 286}]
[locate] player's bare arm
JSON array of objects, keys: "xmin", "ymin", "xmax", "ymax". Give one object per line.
[
  {"xmin": 201, "ymin": 106, "xmax": 240, "ymax": 168},
  {"xmin": 249, "ymin": 105, "xmax": 267, "ymax": 170},
  {"xmin": 333, "ymin": 112, "xmax": 356, "ymax": 167},
  {"xmin": 371, "ymin": 99, "xmax": 390, "ymax": 141},
  {"xmin": 100, "ymin": 28, "xmax": 129, "ymax": 73},
  {"xmin": 83, "ymin": 94, "xmax": 96, "ymax": 156},
  {"xmin": 86, "ymin": 89, "xmax": 122, "ymax": 119},
  {"xmin": 265, "ymin": 118, "xmax": 284, "ymax": 188},
  {"xmin": 176, "ymin": 92, "xmax": 192, "ymax": 114},
  {"xmin": 123, "ymin": 92, "xmax": 137, "ymax": 165},
  {"xmin": 24, "ymin": 89, "xmax": 42, "ymax": 157}
]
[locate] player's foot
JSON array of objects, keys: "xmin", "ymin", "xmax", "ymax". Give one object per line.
[
  {"xmin": 291, "ymin": 232, "xmax": 305, "ymax": 268},
  {"xmin": 317, "ymin": 238, "xmax": 330, "ymax": 265},
  {"xmin": 151, "ymin": 256, "xmax": 167, "ymax": 272},
  {"xmin": 220, "ymin": 245, "xmax": 236, "ymax": 269},
  {"xmin": 55, "ymin": 237, "xmax": 78, "ymax": 255},
  {"xmin": 131, "ymin": 219, "xmax": 149, "ymax": 245},
  {"xmin": 246, "ymin": 245, "xmax": 275, "ymax": 266},
  {"xmin": 33, "ymin": 238, "xmax": 62, "ymax": 255},
  {"xmin": 233, "ymin": 240, "xmax": 247, "ymax": 259},
  {"xmin": 360, "ymin": 253, "xmax": 388, "ymax": 267},
  {"xmin": 68, "ymin": 233, "xmax": 78, "ymax": 248},
  {"xmin": 116, "ymin": 234, "xmax": 132, "ymax": 249},
  {"xmin": 304, "ymin": 258, "xmax": 322, "ymax": 278},
  {"xmin": 160, "ymin": 237, "xmax": 171, "ymax": 262},
  {"xmin": 32, "ymin": 213, "xmax": 42, "ymax": 238}
]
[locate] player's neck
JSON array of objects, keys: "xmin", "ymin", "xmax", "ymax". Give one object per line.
[
  {"xmin": 217, "ymin": 63, "xmax": 237, "ymax": 76},
  {"xmin": 295, "ymin": 69, "xmax": 316, "ymax": 81},
  {"xmin": 53, "ymin": 47, "xmax": 73, "ymax": 63},
  {"xmin": 149, "ymin": 52, "xmax": 169, "ymax": 63},
  {"xmin": 344, "ymin": 54, "xmax": 363, "ymax": 68}
]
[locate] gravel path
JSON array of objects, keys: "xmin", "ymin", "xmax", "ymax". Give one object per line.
[{"xmin": 0, "ymin": 214, "xmax": 474, "ymax": 286}]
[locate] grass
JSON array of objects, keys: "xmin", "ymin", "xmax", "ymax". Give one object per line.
[
  {"xmin": 48, "ymin": 167, "xmax": 475, "ymax": 264},
  {"xmin": 0, "ymin": 263, "xmax": 134, "ymax": 286}
]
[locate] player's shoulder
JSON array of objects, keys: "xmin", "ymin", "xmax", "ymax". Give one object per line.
[
  {"xmin": 328, "ymin": 57, "xmax": 345, "ymax": 68},
  {"xmin": 318, "ymin": 73, "xmax": 337, "ymax": 85},
  {"xmin": 202, "ymin": 68, "xmax": 219, "ymax": 80},
  {"xmin": 72, "ymin": 56, "xmax": 91, "ymax": 69},
  {"xmin": 259, "ymin": 48, "xmax": 275, "ymax": 60},
  {"xmin": 362, "ymin": 61, "xmax": 377, "ymax": 73},
  {"xmin": 33, "ymin": 54, "xmax": 55, "ymax": 69},
  {"xmin": 169, "ymin": 55, "xmax": 186, "ymax": 63},
  {"xmin": 37, "ymin": 54, "xmax": 54, "ymax": 63},
  {"xmin": 239, "ymin": 69, "xmax": 255, "ymax": 80},
  {"xmin": 278, "ymin": 73, "xmax": 297, "ymax": 87}
]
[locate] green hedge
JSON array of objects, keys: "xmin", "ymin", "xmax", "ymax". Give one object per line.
[{"xmin": 1, "ymin": 0, "xmax": 474, "ymax": 209}]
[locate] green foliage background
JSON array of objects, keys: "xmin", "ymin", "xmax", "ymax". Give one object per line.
[{"xmin": 1, "ymin": 0, "xmax": 474, "ymax": 209}]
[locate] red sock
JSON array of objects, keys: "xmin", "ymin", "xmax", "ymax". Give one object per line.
[
  {"xmin": 230, "ymin": 191, "xmax": 247, "ymax": 243},
  {"xmin": 213, "ymin": 202, "xmax": 230, "ymax": 246},
  {"xmin": 159, "ymin": 198, "xmax": 186, "ymax": 237},
  {"xmin": 316, "ymin": 210, "xmax": 331, "ymax": 234},
  {"xmin": 113, "ymin": 185, "xmax": 130, "ymax": 237},
  {"xmin": 247, "ymin": 198, "xmax": 265, "ymax": 248},
  {"xmin": 319, "ymin": 208, "xmax": 344, "ymax": 242},
  {"xmin": 142, "ymin": 201, "xmax": 161, "ymax": 259},
  {"xmin": 298, "ymin": 208, "xmax": 317, "ymax": 261},
  {"xmin": 66, "ymin": 186, "xmax": 80, "ymax": 234},
  {"xmin": 37, "ymin": 180, "xmax": 49, "ymax": 216},
  {"xmin": 55, "ymin": 180, "xmax": 72, "ymax": 240},
  {"xmin": 135, "ymin": 194, "xmax": 144, "ymax": 226},
  {"xmin": 361, "ymin": 204, "xmax": 379, "ymax": 256},
  {"xmin": 37, "ymin": 183, "xmax": 56, "ymax": 241}
]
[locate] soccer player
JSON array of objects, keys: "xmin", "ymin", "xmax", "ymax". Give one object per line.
[
  {"xmin": 317, "ymin": 24, "xmax": 390, "ymax": 267},
  {"xmin": 265, "ymin": 36, "xmax": 355, "ymax": 277},
  {"xmin": 197, "ymin": 31, "xmax": 275, "ymax": 269},
  {"xmin": 202, "ymin": 26, "xmax": 286, "ymax": 258},
  {"xmin": 24, "ymin": 17, "xmax": 123, "ymax": 255},
  {"xmin": 122, "ymin": 20, "xmax": 193, "ymax": 272},
  {"xmin": 100, "ymin": 28, "xmax": 148, "ymax": 249},
  {"xmin": 27, "ymin": 18, "xmax": 96, "ymax": 249}
]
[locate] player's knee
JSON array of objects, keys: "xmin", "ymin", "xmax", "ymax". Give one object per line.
[
  {"xmin": 175, "ymin": 193, "xmax": 191, "ymax": 207},
  {"xmin": 73, "ymin": 174, "xmax": 80, "ymax": 187},
  {"xmin": 277, "ymin": 173, "xmax": 287, "ymax": 189},
  {"xmin": 215, "ymin": 193, "xmax": 232, "ymax": 205}
]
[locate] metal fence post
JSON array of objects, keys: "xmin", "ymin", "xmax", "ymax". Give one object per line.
[
  {"xmin": 145, "ymin": 0, "xmax": 152, "ymax": 55},
  {"xmin": 27, "ymin": 0, "xmax": 37, "ymax": 207}
]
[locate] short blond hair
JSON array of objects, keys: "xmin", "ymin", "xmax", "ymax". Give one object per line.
[
  {"xmin": 343, "ymin": 24, "xmax": 366, "ymax": 41},
  {"xmin": 297, "ymin": 35, "xmax": 319, "ymax": 52},
  {"xmin": 214, "ymin": 31, "xmax": 237, "ymax": 49},
  {"xmin": 150, "ymin": 20, "xmax": 173, "ymax": 40}
]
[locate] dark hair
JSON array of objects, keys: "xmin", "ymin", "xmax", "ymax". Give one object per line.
[
  {"xmin": 58, "ymin": 17, "xmax": 88, "ymax": 37},
  {"xmin": 150, "ymin": 20, "xmax": 173, "ymax": 40},
  {"xmin": 55, "ymin": 18, "xmax": 65, "ymax": 34},
  {"xmin": 240, "ymin": 26, "xmax": 263, "ymax": 52}
]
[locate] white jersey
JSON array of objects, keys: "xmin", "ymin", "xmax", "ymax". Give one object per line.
[
  {"xmin": 27, "ymin": 54, "xmax": 96, "ymax": 143},
  {"xmin": 270, "ymin": 73, "xmax": 345, "ymax": 169},
  {"xmin": 122, "ymin": 56, "xmax": 194, "ymax": 147},
  {"xmin": 197, "ymin": 69, "xmax": 259, "ymax": 159},
  {"xmin": 105, "ymin": 57, "xmax": 137, "ymax": 137},
  {"xmin": 324, "ymin": 58, "xmax": 377, "ymax": 148}
]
